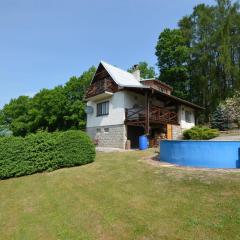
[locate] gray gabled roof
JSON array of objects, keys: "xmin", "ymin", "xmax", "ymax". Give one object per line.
[{"xmin": 99, "ymin": 61, "xmax": 148, "ymax": 88}]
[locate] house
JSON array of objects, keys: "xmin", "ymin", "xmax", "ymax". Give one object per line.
[{"xmin": 85, "ymin": 61, "xmax": 203, "ymax": 149}]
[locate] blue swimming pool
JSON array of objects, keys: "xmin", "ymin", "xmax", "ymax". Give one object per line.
[{"xmin": 160, "ymin": 140, "xmax": 240, "ymax": 169}]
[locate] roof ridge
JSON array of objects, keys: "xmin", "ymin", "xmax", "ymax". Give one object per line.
[
  {"xmin": 99, "ymin": 61, "xmax": 145, "ymax": 88},
  {"xmin": 100, "ymin": 60, "xmax": 133, "ymax": 75}
]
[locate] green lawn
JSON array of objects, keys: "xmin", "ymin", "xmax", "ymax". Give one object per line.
[{"xmin": 1, "ymin": 149, "xmax": 240, "ymax": 240}]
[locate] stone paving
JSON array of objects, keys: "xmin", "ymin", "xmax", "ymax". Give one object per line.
[
  {"xmin": 96, "ymin": 147, "xmax": 131, "ymax": 152},
  {"xmin": 211, "ymin": 135, "xmax": 240, "ymax": 141}
]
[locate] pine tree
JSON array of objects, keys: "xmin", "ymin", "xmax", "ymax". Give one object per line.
[{"xmin": 211, "ymin": 105, "xmax": 227, "ymax": 130}]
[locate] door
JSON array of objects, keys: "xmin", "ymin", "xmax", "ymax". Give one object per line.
[
  {"xmin": 127, "ymin": 125, "xmax": 145, "ymax": 148},
  {"xmin": 167, "ymin": 124, "xmax": 172, "ymax": 140}
]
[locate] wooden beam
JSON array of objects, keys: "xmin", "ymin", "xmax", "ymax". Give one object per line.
[{"xmin": 145, "ymin": 92, "xmax": 150, "ymax": 135}]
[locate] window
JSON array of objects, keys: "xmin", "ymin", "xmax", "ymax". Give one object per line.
[
  {"xmin": 185, "ymin": 111, "xmax": 192, "ymax": 123},
  {"xmin": 97, "ymin": 101, "xmax": 109, "ymax": 116},
  {"xmin": 104, "ymin": 128, "xmax": 109, "ymax": 133}
]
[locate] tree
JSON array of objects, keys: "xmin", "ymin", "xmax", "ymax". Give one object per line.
[
  {"xmin": 155, "ymin": 28, "xmax": 190, "ymax": 100},
  {"xmin": 0, "ymin": 66, "xmax": 96, "ymax": 136},
  {"xmin": 30, "ymin": 86, "xmax": 67, "ymax": 132},
  {"xmin": 156, "ymin": 0, "xmax": 240, "ymax": 120},
  {"xmin": 0, "ymin": 96, "xmax": 31, "ymax": 136},
  {"xmin": 211, "ymin": 104, "xmax": 227, "ymax": 130},
  {"xmin": 64, "ymin": 66, "xmax": 96, "ymax": 129},
  {"xmin": 128, "ymin": 61, "xmax": 156, "ymax": 79},
  {"xmin": 211, "ymin": 90, "xmax": 240, "ymax": 129},
  {"xmin": 222, "ymin": 91, "xmax": 240, "ymax": 127}
]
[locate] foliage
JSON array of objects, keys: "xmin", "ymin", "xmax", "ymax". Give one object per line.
[
  {"xmin": 128, "ymin": 61, "xmax": 156, "ymax": 79},
  {"xmin": 156, "ymin": 0, "xmax": 240, "ymax": 118},
  {"xmin": 223, "ymin": 91, "xmax": 240, "ymax": 127},
  {"xmin": 0, "ymin": 130, "xmax": 95, "ymax": 179},
  {"xmin": 0, "ymin": 125, "xmax": 12, "ymax": 137},
  {"xmin": 211, "ymin": 104, "xmax": 228, "ymax": 130},
  {"xmin": 0, "ymin": 66, "xmax": 96, "ymax": 136},
  {"xmin": 183, "ymin": 126, "xmax": 219, "ymax": 140},
  {"xmin": 155, "ymin": 28, "xmax": 190, "ymax": 100},
  {"xmin": 30, "ymin": 86, "xmax": 68, "ymax": 132},
  {"xmin": 63, "ymin": 66, "xmax": 96, "ymax": 129},
  {"xmin": 0, "ymin": 96, "xmax": 31, "ymax": 136},
  {"xmin": 211, "ymin": 90, "xmax": 240, "ymax": 129}
]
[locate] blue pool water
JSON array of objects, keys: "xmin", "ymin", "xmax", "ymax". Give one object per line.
[{"xmin": 160, "ymin": 140, "xmax": 240, "ymax": 169}]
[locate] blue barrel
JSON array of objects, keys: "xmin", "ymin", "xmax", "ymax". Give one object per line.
[{"xmin": 139, "ymin": 135, "xmax": 148, "ymax": 150}]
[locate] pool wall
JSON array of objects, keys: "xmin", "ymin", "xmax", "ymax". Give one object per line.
[{"xmin": 160, "ymin": 140, "xmax": 240, "ymax": 168}]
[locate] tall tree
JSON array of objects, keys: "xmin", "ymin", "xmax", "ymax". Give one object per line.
[
  {"xmin": 64, "ymin": 66, "xmax": 96, "ymax": 129},
  {"xmin": 128, "ymin": 61, "xmax": 156, "ymax": 79},
  {"xmin": 30, "ymin": 86, "xmax": 67, "ymax": 132},
  {"xmin": 155, "ymin": 28, "xmax": 190, "ymax": 100},
  {"xmin": 156, "ymin": 0, "xmax": 240, "ymax": 120},
  {"xmin": 0, "ymin": 96, "xmax": 31, "ymax": 136}
]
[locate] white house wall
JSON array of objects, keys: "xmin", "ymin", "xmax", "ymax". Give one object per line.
[
  {"xmin": 86, "ymin": 91, "xmax": 197, "ymax": 146},
  {"xmin": 87, "ymin": 90, "xmax": 148, "ymax": 128},
  {"xmin": 86, "ymin": 91, "xmax": 126, "ymax": 128},
  {"xmin": 86, "ymin": 90, "xmax": 147, "ymax": 148},
  {"xmin": 86, "ymin": 93, "xmax": 196, "ymax": 131},
  {"xmin": 123, "ymin": 90, "xmax": 145, "ymax": 108},
  {"xmin": 178, "ymin": 105, "xmax": 195, "ymax": 129}
]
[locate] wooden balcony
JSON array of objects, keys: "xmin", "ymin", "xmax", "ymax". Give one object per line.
[
  {"xmin": 85, "ymin": 78, "xmax": 117, "ymax": 99},
  {"xmin": 125, "ymin": 105, "xmax": 178, "ymax": 127}
]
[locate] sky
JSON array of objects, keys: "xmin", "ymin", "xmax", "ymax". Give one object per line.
[{"xmin": 0, "ymin": 0, "xmax": 216, "ymax": 108}]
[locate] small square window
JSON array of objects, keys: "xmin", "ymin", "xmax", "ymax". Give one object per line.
[
  {"xmin": 96, "ymin": 128, "xmax": 101, "ymax": 133},
  {"xmin": 97, "ymin": 101, "xmax": 109, "ymax": 117},
  {"xmin": 104, "ymin": 128, "xmax": 109, "ymax": 133}
]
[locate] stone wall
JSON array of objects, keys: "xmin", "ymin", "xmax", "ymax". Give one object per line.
[
  {"xmin": 86, "ymin": 124, "xmax": 126, "ymax": 149},
  {"xmin": 172, "ymin": 125, "xmax": 183, "ymax": 140}
]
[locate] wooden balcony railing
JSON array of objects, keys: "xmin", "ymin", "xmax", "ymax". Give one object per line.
[
  {"xmin": 149, "ymin": 106, "xmax": 178, "ymax": 124},
  {"xmin": 86, "ymin": 78, "xmax": 117, "ymax": 99},
  {"xmin": 125, "ymin": 105, "xmax": 178, "ymax": 126}
]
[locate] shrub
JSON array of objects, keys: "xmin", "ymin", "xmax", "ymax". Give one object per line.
[
  {"xmin": 0, "ymin": 130, "xmax": 95, "ymax": 179},
  {"xmin": 183, "ymin": 126, "xmax": 219, "ymax": 140}
]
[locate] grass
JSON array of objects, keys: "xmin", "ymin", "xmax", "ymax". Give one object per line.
[{"xmin": 1, "ymin": 149, "xmax": 240, "ymax": 240}]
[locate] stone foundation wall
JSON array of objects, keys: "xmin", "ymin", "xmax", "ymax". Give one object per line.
[
  {"xmin": 172, "ymin": 125, "xmax": 183, "ymax": 140},
  {"xmin": 86, "ymin": 124, "xmax": 126, "ymax": 149}
]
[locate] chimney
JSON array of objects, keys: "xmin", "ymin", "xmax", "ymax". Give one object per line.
[{"xmin": 132, "ymin": 64, "xmax": 141, "ymax": 81}]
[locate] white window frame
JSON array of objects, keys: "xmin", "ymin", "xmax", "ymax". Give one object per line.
[
  {"xmin": 185, "ymin": 110, "xmax": 192, "ymax": 123},
  {"xmin": 96, "ymin": 101, "xmax": 109, "ymax": 117}
]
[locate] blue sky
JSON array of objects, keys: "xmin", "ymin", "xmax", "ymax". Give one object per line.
[{"xmin": 0, "ymin": 0, "xmax": 215, "ymax": 108}]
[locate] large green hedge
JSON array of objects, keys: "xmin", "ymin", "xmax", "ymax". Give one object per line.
[
  {"xmin": 0, "ymin": 130, "xmax": 95, "ymax": 179},
  {"xmin": 183, "ymin": 126, "xmax": 219, "ymax": 140}
]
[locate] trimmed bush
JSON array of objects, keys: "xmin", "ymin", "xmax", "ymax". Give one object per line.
[
  {"xmin": 183, "ymin": 126, "xmax": 219, "ymax": 140},
  {"xmin": 0, "ymin": 130, "xmax": 95, "ymax": 179}
]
